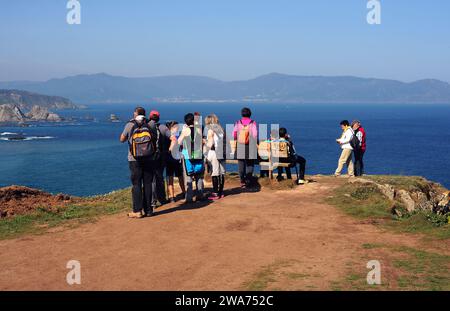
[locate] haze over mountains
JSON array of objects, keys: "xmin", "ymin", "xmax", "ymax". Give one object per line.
[{"xmin": 1, "ymin": 73, "xmax": 450, "ymax": 104}]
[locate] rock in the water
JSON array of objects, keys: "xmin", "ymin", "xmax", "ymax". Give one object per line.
[
  {"xmin": 0, "ymin": 104, "xmax": 25, "ymax": 122},
  {"xmin": 26, "ymin": 105, "xmax": 61, "ymax": 121}
]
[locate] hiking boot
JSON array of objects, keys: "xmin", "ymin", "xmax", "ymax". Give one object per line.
[{"xmin": 127, "ymin": 212, "xmax": 143, "ymax": 219}]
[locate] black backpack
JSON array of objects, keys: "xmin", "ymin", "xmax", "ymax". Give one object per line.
[
  {"xmin": 350, "ymin": 129, "xmax": 361, "ymax": 151},
  {"xmin": 129, "ymin": 119, "xmax": 158, "ymax": 159}
]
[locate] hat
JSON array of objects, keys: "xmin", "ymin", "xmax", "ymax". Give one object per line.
[{"xmin": 149, "ymin": 110, "xmax": 160, "ymax": 118}]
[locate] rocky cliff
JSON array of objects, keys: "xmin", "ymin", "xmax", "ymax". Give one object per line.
[
  {"xmin": 350, "ymin": 176, "xmax": 450, "ymax": 217},
  {"xmin": 0, "ymin": 104, "xmax": 62, "ymax": 123},
  {"xmin": 0, "ymin": 89, "xmax": 78, "ymax": 110}
]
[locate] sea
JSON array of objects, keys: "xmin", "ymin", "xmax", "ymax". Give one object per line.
[{"xmin": 1, "ymin": 103, "xmax": 449, "ymax": 196}]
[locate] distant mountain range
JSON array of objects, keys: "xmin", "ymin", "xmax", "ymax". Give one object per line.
[{"xmin": 1, "ymin": 73, "xmax": 450, "ymax": 104}]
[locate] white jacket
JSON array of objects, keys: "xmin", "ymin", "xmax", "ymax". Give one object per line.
[{"xmin": 337, "ymin": 128, "xmax": 354, "ymax": 150}]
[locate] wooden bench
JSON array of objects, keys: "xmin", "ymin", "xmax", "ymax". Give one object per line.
[{"xmin": 225, "ymin": 140, "xmax": 294, "ymax": 179}]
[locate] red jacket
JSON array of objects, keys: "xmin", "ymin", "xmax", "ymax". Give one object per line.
[{"xmin": 358, "ymin": 127, "xmax": 367, "ymax": 151}]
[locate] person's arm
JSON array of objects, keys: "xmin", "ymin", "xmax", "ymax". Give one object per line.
[
  {"xmin": 169, "ymin": 135, "xmax": 177, "ymax": 152},
  {"xmin": 206, "ymin": 129, "xmax": 214, "ymax": 149},
  {"xmin": 120, "ymin": 122, "xmax": 131, "ymax": 143},
  {"xmin": 177, "ymin": 127, "xmax": 189, "ymax": 145}
]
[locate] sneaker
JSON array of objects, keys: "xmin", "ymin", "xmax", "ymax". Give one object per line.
[
  {"xmin": 127, "ymin": 212, "xmax": 143, "ymax": 219},
  {"xmin": 298, "ymin": 179, "xmax": 306, "ymax": 185},
  {"xmin": 219, "ymin": 194, "xmax": 225, "ymax": 199},
  {"xmin": 168, "ymin": 197, "xmax": 176, "ymax": 203},
  {"xmin": 208, "ymin": 193, "xmax": 220, "ymax": 201}
]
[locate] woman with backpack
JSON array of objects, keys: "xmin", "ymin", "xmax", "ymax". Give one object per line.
[
  {"xmin": 166, "ymin": 121, "xmax": 186, "ymax": 202},
  {"xmin": 205, "ymin": 114, "xmax": 226, "ymax": 200},
  {"xmin": 178, "ymin": 113, "xmax": 205, "ymax": 203},
  {"xmin": 232, "ymin": 107, "xmax": 258, "ymax": 189}
]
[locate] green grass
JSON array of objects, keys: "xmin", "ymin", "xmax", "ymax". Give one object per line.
[
  {"xmin": 331, "ymin": 244, "xmax": 450, "ymax": 291},
  {"xmin": 325, "ymin": 183, "xmax": 392, "ymax": 219},
  {"xmin": 243, "ymin": 260, "xmax": 291, "ymax": 291},
  {"xmin": 0, "ymin": 188, "xmax": 131, "ymax": 240},
  {"xmin": 326, "ymin": 182, "xmax": 450, "ymax": 239},
  {"xmin": 390, "ymin": 246, "xmax": 450, "ymax": 290},
  {"xmin": 364, "ymin": 175, "xmax": 434, "ymax": 192}
]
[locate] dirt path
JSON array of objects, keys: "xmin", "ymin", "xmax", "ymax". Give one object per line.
[{"xmin": 0, "ymin": 176, "xmax": 448, "ymax": 290}]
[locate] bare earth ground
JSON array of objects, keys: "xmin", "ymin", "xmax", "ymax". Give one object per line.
[{"xmin": 0, "ymin": 176, "xmax": 448, "ymax": 290}]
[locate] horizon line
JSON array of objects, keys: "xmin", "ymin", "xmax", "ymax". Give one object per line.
[{"xmin": 1, "ymin": 72, "xmax": 449, "ymax": 85}]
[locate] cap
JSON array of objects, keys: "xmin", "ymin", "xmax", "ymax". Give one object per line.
[{"xmin": 149, "ymin": 110, "xmax": 160, "ymax": 118}]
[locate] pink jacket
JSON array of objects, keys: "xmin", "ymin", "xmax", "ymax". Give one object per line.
[{"xmin": 233, "ymin": 117, "xmax": 258, "ymax": 140}]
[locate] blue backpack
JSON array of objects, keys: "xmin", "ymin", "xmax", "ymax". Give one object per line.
[
  {"xmin": 182, "ymin": 125, "xmax": 205, "ymax": 176},
  {"xmin": 184, "ymin": 158, "xmax": 204, "ymax": 176}
]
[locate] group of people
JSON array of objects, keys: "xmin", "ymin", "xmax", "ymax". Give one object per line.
[
  {"xmin": 120, "ymin": 106, "xmax": 367, "ymax": 218},
  {"xmin": 120, "ymin": 106, "xmax": 309, "ymax": 218},
  {"xmin": 335, "ymin": 119, "xmax": 367, "ymax": 177}
]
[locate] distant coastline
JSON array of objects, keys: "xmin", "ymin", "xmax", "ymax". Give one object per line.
[{"xmin": 1, "ymin": 73, "xmax": 450, "ymax": 105}]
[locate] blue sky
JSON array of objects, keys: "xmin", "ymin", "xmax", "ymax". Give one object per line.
[{"xmin": 0, "ymin": 0, "xmax": 449, "ymax": 82}]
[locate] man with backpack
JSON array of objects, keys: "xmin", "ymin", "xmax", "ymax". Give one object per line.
[
  {"xmin": 352, "ymin": 120, "xmax": 367, "ymax": 176},
  {"xmin": 334, "ymin": 120, "xmax": 355, "ymax": 177},
  {"xmin": 232, "ymin": 107, "xmax": 258, "ymax": 189},
  {"xmin": 178, "ymin": 113, "xmax": 205, "ymax": 203},
  {"xmin": 277, "ymin": 128, "xmax": 307, "ymax": 185},
  {"xmin": 148, "ymin": 110, "xmax": 170, "ymax": 208},
  {"xmin": 120, "ymin": 107, "xmax": 158, "ymax": 218}
]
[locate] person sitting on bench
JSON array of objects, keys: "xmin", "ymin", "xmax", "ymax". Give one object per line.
[{"xmin": 277, "ymin": 127, "xmax": 307, "ymax": 185}]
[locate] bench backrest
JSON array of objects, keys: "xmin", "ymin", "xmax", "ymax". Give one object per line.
[{"xmin": 258, "ymin": 141, "xmax": 290, "ymax": 160}]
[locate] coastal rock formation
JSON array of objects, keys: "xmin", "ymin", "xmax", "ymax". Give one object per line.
[
  {"xmin": 26, "ymin": 105, "xmax": 62, "ymax": 122},
  {"xmin": 0, "ymin": 89, "xmax": 78, "ymax": 110},
  {"xmin": 0, "ymin": 103, "xmax": 62, "ymax": 122},
  {"xmin": 349, "ymin": 177, "xmax": 449, "ymax": 216},
  {"xmin": 0, "ymin": 104, "xmax": 25, "ymax": 122}
]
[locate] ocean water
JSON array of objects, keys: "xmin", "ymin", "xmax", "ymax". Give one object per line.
[{"xmin": 1, "ymin": 103, "xmax": 449, "ymax": 196}]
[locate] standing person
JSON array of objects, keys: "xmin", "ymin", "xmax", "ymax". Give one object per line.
[
  {"xmin": 149, "ymin": 110, "xmax": 170, "ymax": 208},
  {"xmin": 277, "ymin": 128, "xmax": 307, "ymax": 185},
  {"xmin": 233, "ymin": 107, "xmax": 258, "ymax": 189},
  {"xmin": 119, "ymin": 107, "xmax": 158, "ymax": 218},
  {"xmin": 166, "ymin": 121, "xmax": 186, "ymax": 202},
  {"xmin": 352, "ymin": 120, "xmax": 367, "ymax": 176},
  {"xmin": 178, "ymin": 113, "xmax": 205, "ymax": 203},
  {"xmin": 205, "ymin": 114, "xmax": 226, "ymax": 200},
  {"xmin": 334, "ymin": 120, "xmax": 355, "ymax": 177}
]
